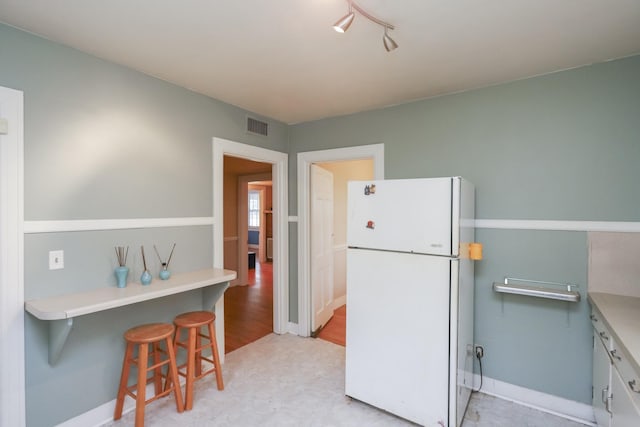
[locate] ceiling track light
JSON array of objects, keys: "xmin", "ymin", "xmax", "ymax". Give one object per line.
[{"xmin": 332, "ymin": 0, "xmax": 398, "ymax": 52}]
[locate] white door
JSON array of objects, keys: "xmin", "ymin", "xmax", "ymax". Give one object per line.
[
  {"xmin": 310, "ymin": 164, "xmax": 334, "ymax": 333},
  {"xmin": 0, "ymin": 86, "xmax": 25, "ymax": 427}
]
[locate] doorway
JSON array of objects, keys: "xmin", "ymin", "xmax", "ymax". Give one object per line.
[
  {"xmin": 212, "ymin": 137, "xmax": 288, "ymax": 352},
  {"xmin": 222, "ymin": 155, "xmax": 274, "ymax": 352},
  {"xmin": 297, "ymin": 144, "xmax": 384, "ymax": 337}
]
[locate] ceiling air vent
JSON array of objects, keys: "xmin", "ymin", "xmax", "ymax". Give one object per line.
[{"xmin": 247, "ymin": 116, "xmax": 268, "ymax": 137}]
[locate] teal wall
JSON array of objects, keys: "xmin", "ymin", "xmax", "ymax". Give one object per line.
[
  {"xmin": 289, "ymin": 55, "xmax": 640, "ymax": 404},
  {"xmin": 3, "ymin": 19, "xmax": 640, "ymax": 425},
  {"xmin": 0, "ymin": 23, "xmax": 288, "ymax": 427}
]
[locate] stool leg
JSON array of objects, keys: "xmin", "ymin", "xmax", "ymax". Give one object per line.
[
  {"xmin": 114, "ymin": 342, "xmax": 134, "ymax": 420},
  {"xmin": 195, "ymin": 327, "xmax": 203, "ymax": 378},
  {"xmin": 165, "ymin": 336, "xmax": 184, "ymax": 413},
  {"xmin": 135, "ymin": 343, "xmax": 148, "ymax": 427},
  {"xmin": 208, "ymin": 321, "xmax": 224, "ymax": 390},
  {"xmin": 184, "ymin": 326, "xmax": 197, "ymax": 410},
  {"xmin": 164, "ymin": 326, "xmax": 181, "ymax": 392},
  {"xmin": 152, "ymin": 341, "xmax": 163, "ymax": 396}
]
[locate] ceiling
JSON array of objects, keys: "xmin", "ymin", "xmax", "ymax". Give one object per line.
[{"xmin": 1, "ymin": 0, "xmax": 639, "ymax": 124}]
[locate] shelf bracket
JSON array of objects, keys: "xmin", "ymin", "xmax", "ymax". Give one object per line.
[
  {"xmin": 203, "ymin": 282, "xmax": 230, "ymax": 312},
  {"xmin": 49, "ymin": 318, "xmax": 73, "ymax": 365}
]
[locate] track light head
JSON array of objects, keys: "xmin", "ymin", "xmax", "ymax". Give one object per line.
[
  {"xmin": 383, "ymin": 27, "xmax": 398, "ymax": 52},
  {"xmin": 333, "ymin": 11, "xmax": 355, "ymax": 33},
  {"xmin": 333, "ymin": 1, "xmax": 398, "ymax": 52}
]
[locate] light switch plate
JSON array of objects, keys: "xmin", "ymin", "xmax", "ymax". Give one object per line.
[
  {"xmin": 0, "ymin": 118, "xmax": 8, "ymax": 135},
  {"xmin": 49, "ymin": 250, "xmax": 64, "ymax": 270}
]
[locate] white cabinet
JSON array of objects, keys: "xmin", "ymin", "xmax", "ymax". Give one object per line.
[
  {"xmin": 590, "ymin": 304, "xmax": 640, "ymax": 427},
  {"xmin": 611, "ymin": 368, "xmax": 640, "ymax": 427},
  {"xmin": 593, "ymin": 333, "xmax": 612, "ymax": 427}
]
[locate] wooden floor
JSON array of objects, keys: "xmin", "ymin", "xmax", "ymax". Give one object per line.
[
  {"xmin": 317, "ymin": 304, "xmax": 346, "ymax": 347},
  {"xmin": 224, "ymin": 259, "xmax": 347, "ymax": 351},
  {"xmin": 224, "ymin": 260, "xmax": 273, "ymax": 353}
]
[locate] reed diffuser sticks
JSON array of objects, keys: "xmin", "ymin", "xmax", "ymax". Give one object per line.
[
  {"xmin": 115, "ymin": 246, "xmax": 128, "ymax": 267},
  {"xmin": 153, "ymin": 243, "xmax": 176, "ymax": 269},
  {"xmin": 141, "ymin": 246, "xmax": 148, "ymax": 271}
]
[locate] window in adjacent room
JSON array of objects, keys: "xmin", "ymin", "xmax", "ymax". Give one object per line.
[{"xmin": 248, "ymin": 190, "xmax": 260, "ymax": 228}]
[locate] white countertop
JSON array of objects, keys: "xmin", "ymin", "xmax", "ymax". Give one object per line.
[
  {"xmin": 588, "ymin": 292, "xmax": 640, "ymax": 374},
  {"xmin": 25, "ymin": 268, "xmax": 237, "ymax": 320}
]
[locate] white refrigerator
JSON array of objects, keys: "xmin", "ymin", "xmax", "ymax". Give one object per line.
[{"xmin": 345, "ymin": 177, "xmax": 475, "ymax": 427}]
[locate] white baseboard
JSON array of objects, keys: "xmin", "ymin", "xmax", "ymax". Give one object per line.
[
  {"xmin": 56, "ymin": 381, "xmax": 156, "ymax": 427},
  {"xmin": 474, "ymin": 374, "xmax": 596, "ymax": 426},
  {"xmin": 57, "ymin": 374, "xmax": 194, "ymax": 427},
  {"xmin": 333, "ymin": 294, "xmax": 346, "ymax": 310}
]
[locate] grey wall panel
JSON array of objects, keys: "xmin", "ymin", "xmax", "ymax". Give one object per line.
[
  {"xmin": 24, "ymin": 226, "xmax": 213, "ymax": 299},
  {"xmin": 0, "ymin": 24, "xmax": 288, "ymax": 221},
  {"xmin": 474, "ymin": 228, "xmax": 590, "ymax": 402},
  {"xmin": 0, "ymin": 22, "xmax": 287, "ymax": 426},
  {"xmin": 290, "ymin": 56, "xmax": 640, "ymax": 221},
  {"xmin": 289, "ymin": 55, "xmax": 640, "ymax": 404}
]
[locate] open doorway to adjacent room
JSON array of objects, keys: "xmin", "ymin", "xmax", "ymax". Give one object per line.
[
  {"xmin": 310, "ymin": 159, "xmax": 374, "ymax": 347},
  {"xmin": 222, "ymin": 155, "xmax": 274, "ymax": 353},
  {"xmin": 297, "ymin": 144, "xmax": 384, "ymax": 342}
]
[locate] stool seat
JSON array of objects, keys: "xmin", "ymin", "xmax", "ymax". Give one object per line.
[
  {"xmin": 174, "ymin": 310, "xmax": 215, "ymax": 328},
  {"xmin": 125, "ymin": 323, "xmax": 174, "ymax": 343},
  {"xmin": 114, "ymin": 323, "xmax": 183, "ymax": 427},
  {"xmin": 171, "ymin": 310, "xmax": 223, "ymax": 411}
]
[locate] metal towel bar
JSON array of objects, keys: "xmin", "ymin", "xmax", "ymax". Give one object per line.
[{"xmin": 493, "ymin": 277, "xmax": 580, "ymax": 302}]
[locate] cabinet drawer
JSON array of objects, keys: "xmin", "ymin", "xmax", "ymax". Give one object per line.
[
  {"xmin": 592, "ymin": 309, "xmax": 613, "ymax": 350},
  {"xmin": 609, "ymin": 338, "xmax": 640, "ymax": 409}
]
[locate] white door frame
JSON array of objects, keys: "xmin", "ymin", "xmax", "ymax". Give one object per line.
[
  {"xmin": 213, "ymin": 137, "xmax": 288, "ymax": 335},
  {"xmin": 297, "ymin": 144, "xmax": 384, "ymax": 337},
  {"xmin": 0, "ymin": 87, "xmax": 25, "ymax": 426}
]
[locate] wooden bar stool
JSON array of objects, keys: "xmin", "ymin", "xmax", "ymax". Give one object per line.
[
  {"xmin": 171, "ymin": 310, "xmax": 224, "ymax": 410},
  {"xmin": 114, "ymin": 323, "xmax": 184, "ymax": 427}
]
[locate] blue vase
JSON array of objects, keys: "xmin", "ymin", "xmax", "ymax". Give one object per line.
[
  {"xmin": 159, "ymin": 266, "xmax": 171, "ymax": 280},
  {"xmin": 141, "ymin": 270, "xmax": 152, "ymax": 285},
  {"xmin": 115, "ymin": 266, "xmax": 129, "ymax": 288}
]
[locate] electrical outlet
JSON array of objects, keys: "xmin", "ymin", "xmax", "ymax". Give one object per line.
[
  {"xmin": 49, "ymin": 250, "xmax": 64, "ymax": 270},
  {"xmin": 475, "ymin": 345, "xmax": 484, "ymax": 359}
]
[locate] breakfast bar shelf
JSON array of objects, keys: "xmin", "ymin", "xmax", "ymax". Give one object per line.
[{"xmin": 25, "ymin": 268, "xmax": 237, "ymax": 365}]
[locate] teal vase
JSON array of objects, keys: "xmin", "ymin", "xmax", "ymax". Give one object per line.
[
  {"xmin": 159, "ymin": 265, "xmax": 171, "ymax": 280},
  {"xmin": 115, "ymin": 266, "xmax": 129, "ymax": 288},
  {"xmin": 140, "ymin": 270, "xmax": 152, "ymax": 285}
]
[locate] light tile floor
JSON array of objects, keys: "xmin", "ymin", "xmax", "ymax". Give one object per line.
[{"xmin": 105, "ymin": 334, "xmax": 590, "ymax": 427}]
